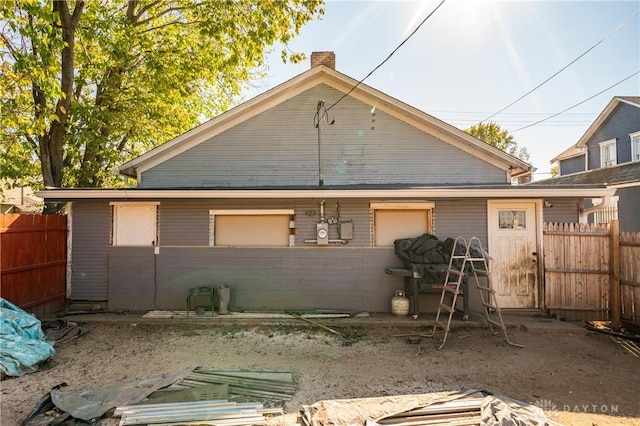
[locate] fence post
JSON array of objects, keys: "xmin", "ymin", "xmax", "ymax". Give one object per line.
[{"xmin": 610, "ymin": 219, "xmax": 621, "ymax": 331}]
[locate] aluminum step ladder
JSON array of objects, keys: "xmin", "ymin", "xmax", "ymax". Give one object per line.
[
  {"xmin": 465, "ymin": 237, "xmax": 523, "ymax": 348},
  {"xmin": 428, "ymin": 237, "xmax": 523, "ymax": 349},
  {"xmin": 428, "ymin": 236, "xmax": 468, "ymax": 350}
]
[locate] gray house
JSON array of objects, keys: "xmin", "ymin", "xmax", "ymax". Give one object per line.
[
  {"xmin": 39, "ymin": 52, "xmax": 615, "ymax": 314},
  {"xmin": 540, "ymin": 96, "xmax": 640, "ymax": 232}
]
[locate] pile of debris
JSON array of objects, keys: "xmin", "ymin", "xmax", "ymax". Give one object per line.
[
  {"xmin": 21, "ymin": 369, "xmax": 297, "ymax": 425},
  {"xmin": 300, "ymin": 390, "xmax": 557, "ymax": 426}
]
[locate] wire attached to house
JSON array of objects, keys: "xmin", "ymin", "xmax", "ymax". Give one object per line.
[
  {"xmin": 510, "ymin": 70, "xmax": 640, "ymax": 133},
  {"xmin": 325, "ymin": 0, "xmax": 446, "ymax": 112},
  {"xmin": 478, "ymin": 10, "xmax": 640, "ymax": 125}
]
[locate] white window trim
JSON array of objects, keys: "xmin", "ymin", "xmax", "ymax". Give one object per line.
[
  {"xmin": 208, "ymin": 209, "xmax": 295, "ymax": 247},
  {"xmin": 110, "ymin": 201, "xmax": 160, "ymax": 246},
  {"xmin": 599, "ymin": 139, "xmax": 617, "ymax": 168},
  {"xmin": 630, "ymin": 131, "xmax": 640, "ymax": 162}
]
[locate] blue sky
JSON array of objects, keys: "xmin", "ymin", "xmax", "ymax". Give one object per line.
[{"xmin": 244, "ymin": 0, "xmax": 640, "ymax": 180}]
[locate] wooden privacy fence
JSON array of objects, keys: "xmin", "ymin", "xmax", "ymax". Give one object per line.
[
  {"xmin": 0, "ymin": 214, "xmax": 67, "ymax": 316},
  {"xmin": 620, "ymin": 231, "xmax": 640, "ymax": 327},
  {"xmin": 543, "ymin": 221, "xmax": 640, "ymax": 327}
]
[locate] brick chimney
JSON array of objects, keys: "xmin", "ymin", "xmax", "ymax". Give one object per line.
[{"xmin": 310, "ymin": 51, "xmax": 335, "ymax": 70}]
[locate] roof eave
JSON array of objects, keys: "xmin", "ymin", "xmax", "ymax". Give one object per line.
[{"xmin": 37, "ymin": 186, "xmax": 615, "ymax": 201}]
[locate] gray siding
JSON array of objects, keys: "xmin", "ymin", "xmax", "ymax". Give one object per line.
[
  {"xmin": 587, "ymin": 102, "xmax": 640, "ymax": 169},
  {"xmin": 70, "ymin": 201, "xmax": 110, "ymax": 300},
  {"xmin": 434, "ymin": 199, "xmax": 488, "ymax": 246},
  {"xmin": 559, "ymin": 156, "xmax": 585, "ymax": 176},
  {"xmin": 542, "ymin": 199, "xmax": 580, "ymax": 224},
  {"xmin": 108, "ymin": 247, "xmax": 404, "ymax": 312},
  {"xmin": 73, "ymin": 197, "xmax": 590, "ymax": 312},
  {"xmin": 618, "ymin": 186, "xmax": 640, "ymax": 232},
  {"xmin": 141, "ymin": 85, "xmax": 507, "ymax": 188},
  {"xmin": 159, "ymin": 198, "xmax": 371, "ymax": 247}
]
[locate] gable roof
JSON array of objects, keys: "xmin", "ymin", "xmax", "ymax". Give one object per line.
[
  {"xmin": 549, "ymin": 144, "xmax": 586, "ymax": 164},
  {"xmin": 118, "ymin": 65, "xmax": 532, "ymax": 180},
  {"xmin": 530, "ymin": 161, "xmax": 640, "ymax": 188},
  {"xmin": 574, "ymin": 96, "xmax": 640, "ymax": 149}
]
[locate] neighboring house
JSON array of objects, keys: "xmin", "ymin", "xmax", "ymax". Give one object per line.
[
  {"xmin": 38, "ymin": 52, "xmax": 615, "ymax": 314},
  {"xmin": 1, "ymin": 183, "xmax": 42, "ymax": 214},
  {"xmin": 538, "ymin": 96, "xmax": 640, "ymax": 232}
]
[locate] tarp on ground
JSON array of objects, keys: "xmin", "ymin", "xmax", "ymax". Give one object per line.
[
  {"xmin": 301, "ymin": 390, "xmax": 556, "ymax": 426},
  {"xmin": 0, "ymin": 298, "xmax": 56, "ymax": 377},
  {"xmin": 50, "ymin": 372, "xmax": 186, "ymax": 422}
]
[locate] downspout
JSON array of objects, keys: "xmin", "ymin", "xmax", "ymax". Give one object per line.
[{"xmin": 579, "ymin": 195, "xmax": 611, "ymax": 224}]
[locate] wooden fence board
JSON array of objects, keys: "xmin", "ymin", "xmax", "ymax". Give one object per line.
[
  {"xmin": 620, "ymin": 232, "xmax": 640, "ymax": 326},
  {"xmin": 543, "ymin": 222, "xmax": 639, "ymax": 324},
  {"xmin": 0, "ymin": 214, "xmax": 67, "ymax": 316},
  {"xmin": 543, "ymin": 222, "xmax": 611, "ymax": 321}
]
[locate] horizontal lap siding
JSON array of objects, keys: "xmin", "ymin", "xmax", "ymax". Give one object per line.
[
  {"xmin": 542, "ymin": 198, "xmax": 580, "ymax": 224},
  {"xmin": 108, "ymin": 247, "xmax": 403, "ymax": 312},
  {"xmin": 433, "ymin": 199, "xmax": 488, "ymax": 245},
  {"xmin": 71, "ymin": 201, "xmax": 110, "ymax": 300},
  {"xmin": 587, "ymin": 103, "xmax": 640, "ymax": 166},
  {"xmin": 141, "ymin": 85, "xmax": 506, "ymax": 188},
  {"xmin": 618, "ymin": 187, "xmax": 640, "ymax": 232},
  {"xmin": 160, "ymin": 199, "xmax": 372, "ymax": 247}
]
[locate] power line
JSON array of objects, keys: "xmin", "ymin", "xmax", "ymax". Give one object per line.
[
  {"xmin": 479, "ymin": 10, "xmax": 640, "ymax": 124},
  {"xmin": 510, "ymin": 71, "xmax": 640, "ymax": 133},
  {"xmin": 326, "ymin": 0, "xmax": 446, "ymax": 112}
]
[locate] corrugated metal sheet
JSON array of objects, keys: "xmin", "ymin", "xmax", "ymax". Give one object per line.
[
  {"xmin": 70, "ymin": 201, "xmax": 110, "ymax": 300},
  {"xmin": 141, "ymin": 85, "xmax": 506, "ymax": 188}
]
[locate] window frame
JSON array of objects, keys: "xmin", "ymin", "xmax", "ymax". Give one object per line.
[
  {"xmin": 599, "ymin": 139, "xmax": 617, "ymax": 168},
  {"xmin": 208, "ymin": 209, "xmax": 295, "ymax": 247},
  {"xmin": 630, "ymin": 131, "xmax": 640, "ymax": 162},
  {"xmin": 110, "ymin": 201, "xmax": 160, "ymax": 246},
  {"xmin": 369, "ymin": 202, "xmax": 435, "ymax": 247}
]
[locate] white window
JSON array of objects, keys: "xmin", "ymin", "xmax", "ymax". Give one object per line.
[
  {"xmin": 599, "ymin": 139, "xmax": 617, "ymax": 167},
  {"xmin": 209, "ymin": 209, "xmax": 295, "ymax": 247},
  {"xmin": 370, "ymin": 202, "xmax": 434, "ymax": 247},
  {"xmin": 111, "ymin": 202, "xmax": 159, "ymax": 246},
  {"xmin": 630, "ymin": 131, "xmax": 640, "ymax": 162}
]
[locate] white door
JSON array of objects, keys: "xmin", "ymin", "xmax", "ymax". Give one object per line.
[{"xmin": 487, "ymin": 201, "xmax": 538, "ymax": 308}]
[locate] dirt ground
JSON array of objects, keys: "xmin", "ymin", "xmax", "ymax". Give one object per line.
[{"xmin": 1, "ymin": 315, "xmax": 639, "ymax": 426}]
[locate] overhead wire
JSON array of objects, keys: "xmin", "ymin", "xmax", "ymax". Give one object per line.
[
  {"xmin": 325, "ymin": 0, "xmax": 446, "ymax": 112},
  {"xmin": 479, "ymin": 10, "xmax": 640, "ymax": 124},
  {"xmin": 510, "ymin": 70, "xmax": 640, "ymax": 133}
]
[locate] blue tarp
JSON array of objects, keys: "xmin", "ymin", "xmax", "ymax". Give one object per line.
[{"xmin": 0, "ymin": 298, "xmax": 55, "ymax": 377}]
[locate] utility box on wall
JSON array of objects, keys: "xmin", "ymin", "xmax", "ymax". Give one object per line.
[
  {"xmin": 317, "ymin": 223, "xmax": 329, "ymax": 245},
  {"xmin": 339, "ymin": 221, "xmax": 353, "ymax": 240}
]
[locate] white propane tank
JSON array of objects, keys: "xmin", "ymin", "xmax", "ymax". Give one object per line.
[{"xmin": 391, "ymin": 290, "xmax": 410, "ymax": 317}]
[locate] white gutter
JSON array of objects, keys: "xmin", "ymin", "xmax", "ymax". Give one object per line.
[{"xmin": 37, "ymin": 187, "xmax": 617, "ymax": 200}]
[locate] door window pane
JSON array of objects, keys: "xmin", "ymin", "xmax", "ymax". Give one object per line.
[{"xmin": 498, "ymin": 210, "xmax": 526, "ymax": 230}]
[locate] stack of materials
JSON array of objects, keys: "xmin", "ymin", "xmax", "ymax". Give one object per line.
[
  {"xmin": 21, "ymin": 369, "xmax": 296, "ymax": 425},
  {"xmin": 301, "ymin": 390, "xmax": 556, "ymax": 426},
  {"xmin": 115, "ymin": 399, "xmax": 283, "ymax": 425},
  {"xmin": 111, "ymin": 369, "xmax": 297, "ymax": 425}
]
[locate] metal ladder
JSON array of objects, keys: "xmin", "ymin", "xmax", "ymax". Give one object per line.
[
  {"xmin": 466, "ymin": 237, "xmax": 523, "ymax": 348},
  {"xmin": 429, "ymin": 237, "xmax": 523, "ymax": 349},
  {"xmin": 428, "ymin": 236, "xmax": 468, "ymax": 349}
]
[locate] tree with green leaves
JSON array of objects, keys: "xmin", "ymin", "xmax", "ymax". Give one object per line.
[
  {"xmin": 1, "ymin": 0, "xmax": 324, "ymax": 212},
  {"xmin": 465, "ymin": 122, "xmax": 530, "ymax": 162}
]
